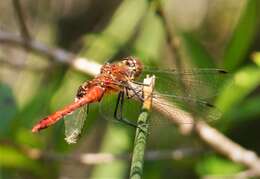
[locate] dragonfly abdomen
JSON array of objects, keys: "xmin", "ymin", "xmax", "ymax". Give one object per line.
[{"xmin": 32, "ymin": 86, "xmax": 105, "ymax": 132}]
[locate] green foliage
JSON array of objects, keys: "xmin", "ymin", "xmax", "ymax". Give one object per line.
[
  {"xmin": 0, "ymin": 146, "xmax": 43, "ymax": 175},
  {"xmin": 216, "ymin": 65, "xmax": 260, "ymax": 117},
  {"xmin": 133, "ymin": 5, "xmax": 165, "ymax": 64},
  {"xmin": 81, "ymin": 0, "xmax": 148, "ymax": 62},
  {"xmin": 196, "ymin": 155, "xmax": 244, "ymax": 176},
  {"xmin": 0, "ymin": 83, "xmax": 17, "ymax": 139},
  {"xmin": 228, "ymin": 94, "xmax": 260, "ymax": 123},
  {"xmin": 223, "ymin": 0, "xmax": 259, "ymax": 70},
  {"xmin": 181, "ymin": 33, "xmax": 216, "ymax": 68}
]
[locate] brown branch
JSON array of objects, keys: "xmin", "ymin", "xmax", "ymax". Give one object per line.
[
  {"xmin": 0, "ymin": 30, "xmax": 101, "ymax": 76},
  {"xmin": 196, "ymin": 121, "xmax": 260, "ymax": 172},
  {"xmin": 12, "ymin": 0, "xmax": 31, "ymax": 41},
  {"xmin": 0, "ymin": 58, "xmax": 46, "ymax": 72},
  {"xmin": 25, "ymin": 147, "xmax": 201, "ymax": 165},
  {"xmin": 1, "ymin": 30, "xmax": 260, "ymax": 176}
]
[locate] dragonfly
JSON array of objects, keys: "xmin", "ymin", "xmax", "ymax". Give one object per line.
[{"xmin": 32, "ymin": 56, "xmax": 228, "ymax": 143}]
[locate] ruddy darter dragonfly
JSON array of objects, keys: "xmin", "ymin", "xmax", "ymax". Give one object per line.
[{"xmin": 32, "ymin": 56, "xmax": 228, "ymax": 143}]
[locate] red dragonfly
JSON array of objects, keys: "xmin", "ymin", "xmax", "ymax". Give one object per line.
[{"xmin": 32, "ymin": 56, "xmax": 228, "ymax": 143}]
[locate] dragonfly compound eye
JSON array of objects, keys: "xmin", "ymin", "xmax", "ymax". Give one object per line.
[{"xmin": 120, "ymin": 56, "xmax": 143, "ymax": 80}]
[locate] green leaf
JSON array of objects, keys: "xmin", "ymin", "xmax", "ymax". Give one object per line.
[
  {"xmin": 216, "ymin": 65, "xmax": 260, "ymax": 114},
  {"xmin": 15, "ymin": 128, "xmax": 44, "ymax": 148},
  {"xmin": 223, "ymin": 0, "xmax": 259, "ymax": 70},
  {"xmin": 252, "ymin": 52, "xmax": 260, "ymax": 67},
  {"xmin": 90, "ymin": 124, "xmax": 133, "ymax": 179},
  {"xmin": 181, "ymin": 32, "xmax": 216, "ymax": 68},
  {"xmin": 133, "ymin": 6, "xmax": 165, "ymax": 64},
  {"xmin": 226, "ymin": 94, "xmax": 260, "ymax": 123},
  {"xmin": 0, "ymin": 83, "xmax": 17, "ymax": 138},
  {"xmin": 15, "ymin": 68, "xmax": 66, "ymax": 128},
  {"xmin": 0, "ymin": 145, "xmax": 43, "ymax": 175},
  {"xmin": 81, "ymin": 0, "xmax": 148, "ymax": 62},
  {"xmin": 196, "ymin": 155, "xmax": 243, "ymax": 176}
]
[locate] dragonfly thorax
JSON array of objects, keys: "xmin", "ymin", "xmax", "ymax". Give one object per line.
[{"xmin": 76, "ymin": 57, "xmax": 144, "ymax": 100}]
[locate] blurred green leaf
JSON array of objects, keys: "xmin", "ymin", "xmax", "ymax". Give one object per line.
[
  {"xmin": 81, "ymin": 0, "xmax": 148, "ymax": 62},
  {"xmin": 50, "ymin": 71, "xmax": 88, "ymax": 109},
  {"xmin": 196, "ymin": 155, "xmax": 243, "ymax": 176},
  {"xmin": 0, "ymin": 146, "xmax": 43, "ymax": 175},
  {"xmin": 133, "ymin": 6, "xmax": 165, "ymax": 64},
  {"xmin": 90, "ymin": 124, "xmax": 133, "ymax": 179},
  {"xmin": 15, "ymin": 68, "xmax": 66, "ymax": 128},
  {"xmin": 12, "ymin": 68, "xmax": 67, "ymax": 150},
  {"xmin": 216, "ymin": 65, "xmax": 260, "ymax": 114},
  {"xmin": 181, "ymin": 32, "xmax": 216, "ymax": 68},
  {"xmin": 226, "ymin": 94, "xmax": 260, "ymax": 123},
  {"xmin": 15, "ymin": 128, "xmax": 44, "ymax": 149},
  {"xmin": 223, "ymin": 0, "xmax": 259, "ymax": 70},
  {"xmin": 252, "ymin": 52, "xmax": 260, "ymax": 67},
  {"xmin": 0, "ymin": 83, "xmax": 17, "ymax": 139}
]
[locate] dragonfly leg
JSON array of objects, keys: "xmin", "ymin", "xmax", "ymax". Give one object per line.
[
  {"xmin": 113, "ymin": 92, "xmax": 147, "ymax": 132},
  {"xmin": 125, "ymin": 88, "xmax": 131, "ymax": 99},
  {"xmin": 125, "ymin": 85, "xmax": 144, "ymax": 102},
  {"xmin": 114, "ymin": 92, "xmax": 137, "ymax": 127},
  {"xmin": 114, "ymin": 92, "xmax": 138, "ymax": 127},
  {"xmin": 114, "ymin": 91, "xmax": 123, "ymax": 119},
  {"xmin": 125, "ymin": 87, "xmax": 141, "ymax": 99}
]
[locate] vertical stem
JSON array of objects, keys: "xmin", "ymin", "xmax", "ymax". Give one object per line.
[
  {"xmin": 130, "ymin": 76, "xmax": 155, "ymax": 179},
  {"xmin": 12, "ymin": 0, "xmax": 31, "ymax": 41}
]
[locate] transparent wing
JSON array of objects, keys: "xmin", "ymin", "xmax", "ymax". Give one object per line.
[
  {"xmin": 152, "ymin": 93, "xmax": 222, "ymax": 123},
  {"xmin": 127, "ymin": 82, "xmax": 222, "ymax": 124},
  {"xmin": 64, "ymin": 105, "xmax": 88, "ymax": 144},
  {"xmin": 141, "ymin": 68, "xmax": 229, "ymax": 99}
]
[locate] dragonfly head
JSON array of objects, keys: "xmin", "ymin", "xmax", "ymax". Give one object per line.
[{"xmin": 122, "ymin": 56, "xmax": 143, "ymax": 80}]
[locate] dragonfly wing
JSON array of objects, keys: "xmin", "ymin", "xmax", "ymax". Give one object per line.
[
  {"xmin": 152, "ymin": 93, "xmax": 222, "ymax": 124},
  {"xmin": 119, "ymin": 82, "xmax": 222, "ymax": 126},
  {"xmin": 99, "ymin": 93, "xmax": 118, "ymax": 122},
  {"xmin": 64, "ymin": 105, "xmax": 88, "ymax": 144},
  {"xmin": 141, "ymin": 68, "xmax": 230, "ymax": 99}
]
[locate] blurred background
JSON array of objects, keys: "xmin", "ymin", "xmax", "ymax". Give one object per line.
[{"xmin": 0, "ymin": 0, "xmax": 260, "ymax": 178}]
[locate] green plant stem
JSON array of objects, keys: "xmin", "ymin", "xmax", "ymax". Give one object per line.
[
  {"xmin": 130, "ymin": 110, "xmax": 150, "ymax": 179},
  {"xmin": 130, "ymin": 76, "xmax": 155, "ymax": 179}
]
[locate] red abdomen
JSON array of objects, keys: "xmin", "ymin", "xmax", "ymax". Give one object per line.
[{"xmin": 32, "ymin": 85, "xmax": 105, "ymax": 132}]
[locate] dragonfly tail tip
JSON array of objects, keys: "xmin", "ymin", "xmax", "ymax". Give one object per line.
[
  {"xmin": 32, "ymin": 124, "xmax": 42, "ymax": 133},
  {"xmin": 31, "ymin": 127, "xmax": 39, "ymax": 133}
]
